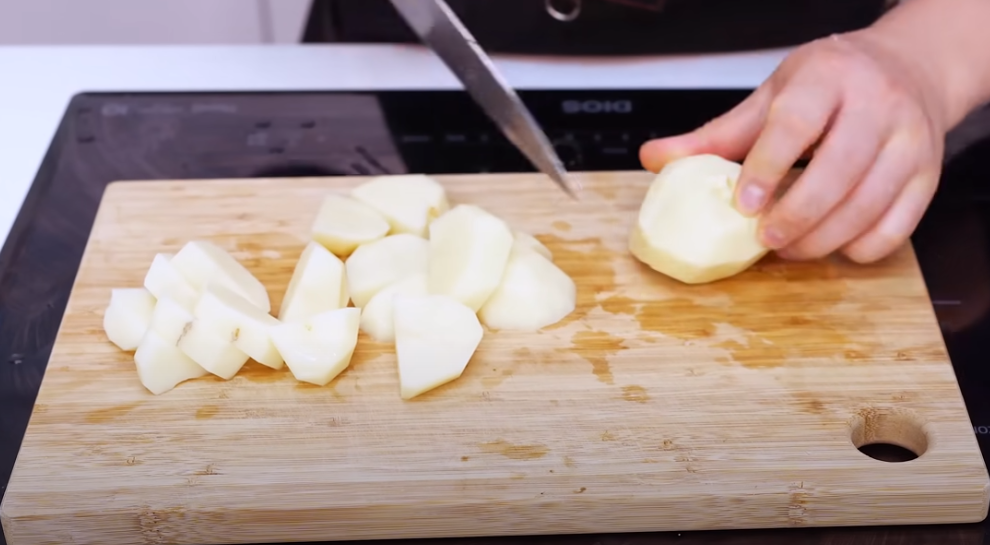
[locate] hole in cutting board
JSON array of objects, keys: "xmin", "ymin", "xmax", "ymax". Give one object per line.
[
  {"xmin": 856, "ymin": 443, "xmax": 918, "ymax": 463},
  {"xmin": 849, "ymin": 407, "xmax": 928, "ymax": 463}
]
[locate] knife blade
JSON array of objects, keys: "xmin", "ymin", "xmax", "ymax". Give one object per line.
[{"xmin": 389, "ymin": 0, "xmax": 582, "ymax": 198}]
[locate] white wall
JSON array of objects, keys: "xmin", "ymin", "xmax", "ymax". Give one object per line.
[{"xmin": 0, "ymin": 0, "xmax": 312, "ymax": 45}]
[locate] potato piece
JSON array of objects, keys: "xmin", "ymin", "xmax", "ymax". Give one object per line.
[
  {"xmin": 170, "ymin": 240, "xmax": 271, "ymax": 312},
  {"xmin": 512, "ymin": 231, "xmax": 553, "ymax": 260},
  {"xmin": 270, "ymin": 307, "xmax": 360, "ymax": 386},
  {"xmin": 103, "ymin": 288, "xmax": 156, "ymax": 351},
  {"xmin": 311, "ymin": 193, "xmax": 390, "ymax": 257},
  {"xmin": 359, "ymin": 272, "xmax": 428, "ymax": 343},
  {"xmin": 176, "ymin": 288, "xmax": 254, "ymax": 380},
  {"xmin": 478, "ymin": 247, "xmax": 576, "ymax": 331},
  {"xmin": 177, "ymin": 326, "xmax": 249, "ymax": 380},
  {"xmin": 193, "ymin": 283, "xmax": 284, "ymax": 370},
  {"xmin": 148, "ymin": 296, "xmax": 194, "ymax": 345},
  {"xmin": 629, "ymin": 154, "xmax": 769, "ymax": 284},
  {"xmin": 143, "ymin": 253, "xmax": 200, "ymax": 309},
  {"xmin": 350, "ymin": 174, "xmax": 449, "ymax": 237},
  {"xmin": 345, "ymin": 234, "xmax": 429, "ymax": 308},
  {"xmin": 134, "ymin": 330, "xmax": 209, "ymax": 395},
  {"xmin": 394, "ymin": 294, "xmax": 483, "ymax": 400},
  {"xmin": 427, "ymin": 204, "xmax": 514, "ymax": 312},
  {"xmin": 279, "ymin": 241, "xmax": 349, "ymax": 324}
]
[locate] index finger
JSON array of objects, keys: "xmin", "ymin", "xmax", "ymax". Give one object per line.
[
  {"xmin": 639, "ymin": 84, "xmax": 772, "ymax": 173},
  {"xmin": 735, "ymin": 82, "xmax": 840, "ymax": 220}
]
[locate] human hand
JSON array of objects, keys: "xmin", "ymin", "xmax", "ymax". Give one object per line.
[{"xmin": 639, "ymin": 30, "xmax": 949, "ymax": 263}]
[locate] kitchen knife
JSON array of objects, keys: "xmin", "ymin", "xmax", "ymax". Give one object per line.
[{"xmin": 389, "ymin": 0, "xmax": 582, "ymax": 198}]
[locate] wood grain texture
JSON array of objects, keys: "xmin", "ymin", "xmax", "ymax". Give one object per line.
[{"xmin": 2, "ymin": 171, "xmax": 988, "ymax": 545}]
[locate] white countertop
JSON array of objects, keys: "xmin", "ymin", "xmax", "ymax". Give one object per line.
[{"xmin": 0, "ymin": 44, "xmax": 789, "ymax": 249}]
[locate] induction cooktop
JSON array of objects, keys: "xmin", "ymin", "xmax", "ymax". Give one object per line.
[{"xmin": 2, "ymin": 89, "xmax": 990, "ymax": 545}]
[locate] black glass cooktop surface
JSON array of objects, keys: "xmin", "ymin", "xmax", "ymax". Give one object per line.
[{"xmin": 2, "ymin": 89, "xmax": 990, "ymax": 545}]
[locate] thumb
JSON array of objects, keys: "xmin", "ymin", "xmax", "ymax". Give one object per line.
[{"xmin": 639, "ymin": 85, "xmax": 772, "ymax": 173}]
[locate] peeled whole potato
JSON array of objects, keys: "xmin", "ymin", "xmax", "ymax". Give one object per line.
[{"xmin": 629, "ymin": 154, "xmax": 770, "ymax": 284}]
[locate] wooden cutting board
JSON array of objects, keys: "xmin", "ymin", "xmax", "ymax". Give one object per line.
[{"xmin": 2, "ymin": 171, "xmax": 988, "ymax": 545}]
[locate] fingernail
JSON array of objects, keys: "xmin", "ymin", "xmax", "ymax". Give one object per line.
[
  {"xmin": 738, "ymin": 184, "xmax": 766, "ymax": 215},
  {"xmin": 761, "ymin": 226, "xmax": 785, "ymax": 248}
]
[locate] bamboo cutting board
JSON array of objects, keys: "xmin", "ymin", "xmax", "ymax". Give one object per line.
[{"xmin": 2, "ymin": 171, "xmax": 988, "ymax": 545}]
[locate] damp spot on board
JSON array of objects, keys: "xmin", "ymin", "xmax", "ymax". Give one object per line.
[
  {"xmin": 196, "ymin": 405, "xmax": 220, "ymax": 420},
  {"xmin": 601, "ymin": 294, "xmax": 638, "ymax": 316},
  {"xmin": 513, "ymin": 347, "xmax": 533, "ymax": 360},
  {"xmin": 482, "ymin": 368, "xmax": 514, "ymax": 389},
  {"xmin": 537, "ymin": 227, "xmax": 887, "ymax": 371},
  {"xmin": 559, "ymin": 329, "xmax": 625, "ymax": 385},
  {"xmin": 509, "ymin": 346, "xmax": 559, "ymax": 367},
  {"xmin": 633, "ymin": 296, "xmax": 718, "ymax": 341},
  {"xmin": 714, "ymin": 337, "xmax": 787, "ymax": 369},
  {"xmin": 479, "ymin": 439, "xmax": 549, "ymax": 460},
  {"xmin": 563, "ymin": 456, "xmax": 576, "ymax": 468},
  {"xmin": 593, "ymin": 181, "xmax": 619, "ymax": 201},
  {"xmin": 621, "ymin": 385, "xmax": 650, "ymax": 403},
  {"xmin": 85, "ymin": 402, "xmax": 142, "ymax": 424},
  {"xmin": 625, "ymin": 256, "xmax": 879, "ymax": 369},
  {"xmin": 791, "ymin": 391, "xmax": 828, "ymax": 415},
  {"xmin": 552, "ymin": 220, "xmax": 572, "ymax": 232}
]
